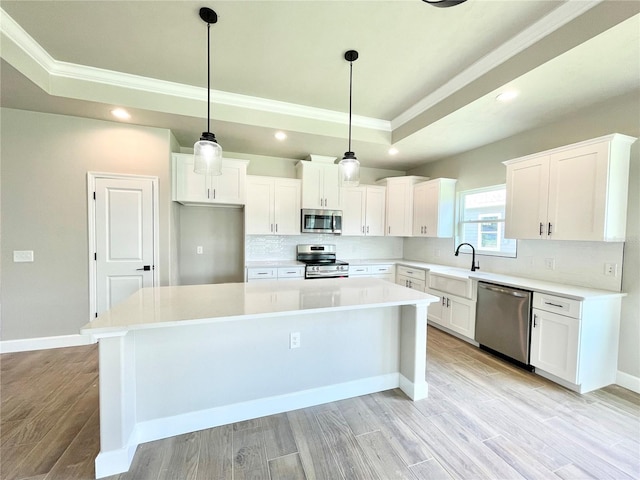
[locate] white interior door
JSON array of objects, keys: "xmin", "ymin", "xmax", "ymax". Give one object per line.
[{"xmin": 94, "ymin": 176, "xmax": 155, "ymax": 315}]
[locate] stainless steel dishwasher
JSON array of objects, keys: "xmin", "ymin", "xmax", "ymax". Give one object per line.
[{"xmin": 475, "ymin": 281, "xmax": 533, "ymax": 370}]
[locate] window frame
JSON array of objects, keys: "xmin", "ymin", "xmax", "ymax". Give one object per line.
[{"xmin": 455, "ymin": 184, "xmax": 517, "ymax": 258}]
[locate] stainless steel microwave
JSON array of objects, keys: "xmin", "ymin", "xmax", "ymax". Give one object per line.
[{"xmin": 301, "ymin": 209, "xmax": 342, "ymax": 234}]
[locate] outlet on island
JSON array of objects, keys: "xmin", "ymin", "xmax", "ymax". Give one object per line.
[{"xmin": 289, "ymin": 332, "xmax": 301, "ymax": 349}]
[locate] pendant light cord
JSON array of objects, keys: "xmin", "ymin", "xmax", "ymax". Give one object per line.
[
  {"xmin": 207, "ymin": 22, "xmax": 211, "ymax": 134},
  {"xmin": 348, "ymin": 60, "xmax": 353, "ymax": 152}
]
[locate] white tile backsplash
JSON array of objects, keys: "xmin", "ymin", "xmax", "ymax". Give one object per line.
[
  {"xmin": 247, "ymin": 235, "xmax": 624, "ymax": 292},
  {"xmin": 246, "ymin": 235, "xmax": 403, "ymax": 262},
  {"xmin": 403, "ymin": 237, "xmax": 624, "ymax": 291}
]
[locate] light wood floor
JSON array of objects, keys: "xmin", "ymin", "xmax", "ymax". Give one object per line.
[{"xmin": 2, "ymin": 326, "xmax": 639, "ymax": 480}]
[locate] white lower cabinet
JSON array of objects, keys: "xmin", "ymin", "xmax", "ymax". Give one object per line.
[
  {"xmin": 426, "ymin": 272, "xmax": 476, "ymax": 341},
  {"xmin": 395, "ymin": 265, "xmax": 426, "ymax": 291},
  {"xmin": 426, "ymin": 290, "xmax": 476, "ymax": 340},
  {"xmin": 349, "ymin": 264, "xmax": 395, "ymax": 282},
  {"xmin": 530, "ymin": 291, "xmax": 621, "ymax": 393},
  {"xmin": 530, "ymin": 307, "xmax": 579, "ymax": 383},
  {"xmin": 246, "ymin": 266, "xmax": 304, "ymax": 282}
]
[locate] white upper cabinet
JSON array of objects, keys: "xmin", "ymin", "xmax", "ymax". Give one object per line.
[
  {"xmin": 245, "ymin": 176, "xmax": 301, "ymax": 235},
  {"xmin": 296, "ymin": 160, "xmax": 341, "ymax": 209},
  {"xmin": 504, "ymin": 134, "xmax": 636, "ymax": 241},
  {"xmin": 377, "ymin": 176, "xmax": 428, "ymax": 237},
  {"xmin": 412, "ymin": 178, "xmax": 457, "ymax": 238},
  {"xmin": 341, "ymin": 185, "xmax": 386, "ymax": 236},
  {"xmin": 172, "ymin": 153, "xmax": 248, "ymax": 205}
]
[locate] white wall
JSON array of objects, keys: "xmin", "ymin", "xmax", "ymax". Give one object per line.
[
  {"xmin": 1, "ymin": 108, "xmax": 174, "ymax": 341},
  {"xmin": 407, "ymin": 91, "xmax": 640, "ymax": 381}
]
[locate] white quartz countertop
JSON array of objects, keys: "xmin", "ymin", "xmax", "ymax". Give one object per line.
[
  {"xmin": 247, "ymin": 258, "xmax": 623, "ymax": 300},
  {"xmin": 81, "ymin": 277, "xmax": 437, "ymax": 337}
]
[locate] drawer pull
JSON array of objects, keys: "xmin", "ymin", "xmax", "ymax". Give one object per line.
[{"xmin": 544, "ymin": 301, "xmax": 564, "ymax": 308}]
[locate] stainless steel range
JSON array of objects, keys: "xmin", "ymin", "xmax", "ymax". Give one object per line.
[{"xmin": 296, "ymin": 244, "xmax": 349, "ymax": 279}]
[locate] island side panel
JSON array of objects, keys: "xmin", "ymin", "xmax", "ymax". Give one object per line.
[
  {"xmin": 399, "ymin": 304, "xmax": 429, "ymax": 400},
  {"xmin": 95, "ymin": 332, "xmax": 137, "ymax": 479},
  {"xmin": 132, "ymin": 307, "xmax": 402, "ymax": 443}
]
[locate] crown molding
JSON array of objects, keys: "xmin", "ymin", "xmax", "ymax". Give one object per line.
[
  {"xmin": 391, "ymin": 0, "xmax": 602, "ymax": 129},
  {"xmin": 0, "ymin": 7, "xmax": 389, "ymax": 132}
]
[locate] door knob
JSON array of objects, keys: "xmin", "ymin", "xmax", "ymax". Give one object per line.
[{"xmin": 136, "ymin": 265, "xmax": 151, "ymax": 271}]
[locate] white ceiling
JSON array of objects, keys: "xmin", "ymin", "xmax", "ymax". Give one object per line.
[{"xmin": 1, "ymin": 0, "xmax": 639, "ymax": 170}]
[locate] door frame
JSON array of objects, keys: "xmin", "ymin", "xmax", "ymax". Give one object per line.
[{"xmin": 87, "ymin": 172, "xmax": 160, "ymax": 321}]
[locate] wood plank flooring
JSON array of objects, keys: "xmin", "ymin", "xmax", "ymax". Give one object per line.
[{"xmin": 2, "ymin": 326, "xmax": 639, "ymax": 480}]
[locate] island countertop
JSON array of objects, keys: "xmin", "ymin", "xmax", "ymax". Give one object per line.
[{"xmin": 82, "ymin": 277, "xmax": 437, "ymax": 337}]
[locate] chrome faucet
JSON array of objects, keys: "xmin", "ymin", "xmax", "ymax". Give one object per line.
[{"xmin": 455, "ymin": 243, "xmax": 479, "ymax": 271}]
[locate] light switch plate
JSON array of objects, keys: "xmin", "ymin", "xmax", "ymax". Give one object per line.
[{"xmin": 14, "ymin": 250, "xmax": 34, "ymax": 262}]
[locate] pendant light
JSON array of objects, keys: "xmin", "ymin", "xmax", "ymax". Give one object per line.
[
  {"xmin": 422, "ymin": 0, "xmax": 467, "ymax": 7},
  {"xmin": 339, "ymin": 50, "xmax": 360, "ymax": 187},
  {"xmin": 194, "ymin": 7, "xmax": 223, "ymax": 176}
]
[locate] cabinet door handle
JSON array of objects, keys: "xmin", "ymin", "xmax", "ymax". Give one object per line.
[
  {"xmin": 388, "ymin": 226, "xmax": 391, "ymax": 234},
  {"xmin": 275, "ymin": 224, "xmax": 278, "ymax": 233},
  {"xmin": 441, "ymin": 297, "xmax": 445, "ymax": 306},
  {"xmin": 366, "ymin": 226, "xmax": 369, "ymax": 234},
  {"xmin": 362, "ymin": 226, "xmax": 365, "ymax": 234},
  {"xmin": 270, "ymin": 224, "xmax": 274, "ymax": 232},
  {"xmin": 533, "ymin": 314, "xmax": 538, "ymax": 328},
  {"xmin": 548, "ymin": 222, "xmax": 552, "ymax": 235},
  {"xmin": 539, "ymin": 222, "xmax": 544, "ymax": 236},
  {"xmin": 446, "ymin": 297, "xmax": 450, "ymax": 308},
  {"xmin": 207, "ymin": 188, "xmax": 210, "ymax": 199}
]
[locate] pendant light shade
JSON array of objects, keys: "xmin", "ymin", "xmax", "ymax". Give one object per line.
[
  {"xmin": 340, "ymin": 152, "xmax": 360, "ymax": 187},
  {"xmin": 339, "ymin": 50, "xmax": 360, "ymax": 187},
  {"xmin": 194, "ymin": 7, "xmax": 222, "ymax": 176},
  {"xmin": 422, "ymin": 0, "xmax": 467, "ymax": 7},
  {"xmin": 194, "ymin": 132, "xmax": 223, "ymax": 175}
]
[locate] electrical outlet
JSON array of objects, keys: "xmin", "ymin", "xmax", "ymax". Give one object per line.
[
  {"xmin": 289, "ymin": 332, "xmax": 301, "ymax": 349},
  {"xmin": 544, "ymin": 258, "xmax": 555, "ymax": 270},
  {"xmin": 196, "ymin": 246, "xmax": 203, "ymax": 255},
  {"xmin": 604, "ymin": 263, "xmax": 617, "ymax": 277}
]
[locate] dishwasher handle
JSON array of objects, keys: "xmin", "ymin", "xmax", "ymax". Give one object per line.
[{"xmin": 478, "ymin": 283, "xmax": 528, "ymax": 298}]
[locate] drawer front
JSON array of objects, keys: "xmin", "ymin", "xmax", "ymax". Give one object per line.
[
  {"xmin": 428, "ymin": 274, "xmax": 472, "ymax": 299},
  {"xmin": 277, "ymin": 267, "xmax": 304, "ymax": 279},
  {"xmin": 533, "ymin": 292, "xmax": 581, "ymax": 319},
  {"xmin": 397, "ymin": 265, "xmax": 426, "ymax": 281},
  {"xmin": 247, "ymin": 268, "xmax": 276, "ymax": 280},
  {"xmin": 349, "ymin": 265, "xmax": 370, "ymax": 275},
  {"xmin": 370, "ymin": 264, "xmax": 394, "ymax": 275}
]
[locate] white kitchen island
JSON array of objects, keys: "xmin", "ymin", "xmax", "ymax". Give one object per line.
[{"xmin": 81, "ymin": 277, "xmax": 437, "ymax": 478}]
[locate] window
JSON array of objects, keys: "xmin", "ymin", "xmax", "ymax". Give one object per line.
[{"xmin": 457, "ymin": 185, "xmax": 517, "ymax": 257}]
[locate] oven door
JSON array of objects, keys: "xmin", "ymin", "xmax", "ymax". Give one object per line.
[{"xmin": 301, "ymin": 209, "xmax": 342, "ymax": 234}]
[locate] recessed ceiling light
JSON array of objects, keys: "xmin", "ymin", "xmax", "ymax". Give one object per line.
[
  {"xmin": 388, "ymin": 147, "xmax": 399, "ymax": 156},
  {"xmin": 496, "ymin": 91, "xmax": 518, "ymax": 103},
  {"xmin": 274, "ymin": 131, "xmax": 287, "ymax": 141},
  {"xmin": 111, "ymin": 108, "xmax": 131, "ymax": 120}
]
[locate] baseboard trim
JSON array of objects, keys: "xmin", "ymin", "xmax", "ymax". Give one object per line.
[
  {"xmin": 0, "ymin": 334, "xmax": 95, "ymax": 353},
  {"xmin": 135, "ymin": 373, "xmax": 401, "ymax": 447},
  {"xmin": 616, "ymin": 370, "xmax": 640, "ymax": 394}
]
